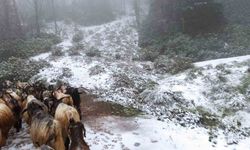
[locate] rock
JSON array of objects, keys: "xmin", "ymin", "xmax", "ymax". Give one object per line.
[{"xmin": 134, "ymin": 142, "xmax": 141, "ymax": 147}]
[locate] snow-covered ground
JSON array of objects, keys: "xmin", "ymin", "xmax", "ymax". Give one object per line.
[
  {"xmin": 4, "ymin": 17, "xmax": 250, "ymax": 149},
  {"xmin": 85, "ymin": 116, "xmax": 249, "ymax": 150}
]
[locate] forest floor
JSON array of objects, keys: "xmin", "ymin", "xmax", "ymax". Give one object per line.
[{"xmin": 3, "ymin": 17, "xmax": 250, "ymax": 149}]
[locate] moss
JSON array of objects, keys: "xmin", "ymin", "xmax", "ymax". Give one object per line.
[
  {"xmin": 102, "ymin": 101, "xmax": 141, "ymax": 117},
  {"xmin": 196, "ymin": 106, "xmax": 220, "ymax": 128}
]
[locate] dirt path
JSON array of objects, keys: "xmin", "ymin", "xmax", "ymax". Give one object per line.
[
  {"xmin": 80, "ymin": 94, "xmax": 140, "ymax": 117},
  {"xmin": 81, "ymin": 94, "xmax": 114, "ymax": 117}
]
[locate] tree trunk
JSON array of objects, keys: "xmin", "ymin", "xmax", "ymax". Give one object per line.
[
  {"xmin": 34, "ymin": 0, "xmax": 40, "ymax": 36},
  {"xmin": 12, "ymin": 0, "xmax": 23, "ymax": 38},
  {"xmin": 134, "ymin": 0, "xmax": 141, "ymax": 28},
  {"xmin": 51, "ymin": 0, "xmax": 58, "ymax": 34},
  {"xmin": 3, "ymin": 0, "xmax": 10, "ymax": 38}
]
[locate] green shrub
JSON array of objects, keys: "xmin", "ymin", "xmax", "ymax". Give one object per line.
[
  {"xmin": 61, "ymin": 68, "xmax": 73, "ymax": 78},
  {"xmin": 154, "ymin": 55, "xmax": 194, "ymax": 74},
  {"xmin": 112, "ymin": 73, "xmax": 135, "ymax": 88},
  {"xmin": 68, "ymin": 43, "xmax": 84, "ymax": 56},
  {"xmin": 0, "ymin": 34, "xmax": 61, "ymax": 62},
  {"xmin": 217, "ymin": 74, "xmax": 227, "ymax": 83},
  {"xmin": 163, "ymin": 34, "xmax": 198, "ymax": 58},
  {"xmin": 51, "ymin": 46, "xmax": 64, "ymax": 56},
  {"xmin": 226, "ymin": 25, "xmax": 250, "ymax": 49},
  {"xmin": 196, "ymin": 106, "xmax": 220, "ymax": 128},
  {"xmin": 238, "ymin": 74, "xmax": 250, "ymax": 94},
  {"xmin": 139, "ymin": 34, "xmax": 199, "ymax": 61},
  {"xmin": 186, "ymin": 67, "xmax": 204, "ymax": 80},
  {"xmin": 182, "ymin": 0, "xmax": 225, "ymax": 35},
  {"xmin": 39, "ymin": 33, "xmax": 61, "ymax": 44},
  {"xmin": 138, "ymin": 48, "xmax": 160, "ymax": 61},
  {"xmin": 0, "ymin": 57, "xmax": 50, "ymax": 82},
  {"xmin": 139, "ymin": 25, "xmax": 250, "ymax": 62},
  {"xmin": 89, "ymin": 65, "xmax": 105, "ymax": 76},
  {"xmin": 72, "ymin": 30, "xmax": 84, "ymax": 43},
  {"xmin": 115, "ymin": 54, "xmax": 121, "ymax": 60},
  {"xmin": 85, "ymin": 47, "xmax": 101, "ymax": 57}
]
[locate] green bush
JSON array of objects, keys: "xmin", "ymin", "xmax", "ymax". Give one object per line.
[
  {"xmin": 0, "ymin": 33, "xmax": 61, "ymax": 62},
  {"xmin": 238, "ymin": 74, "xmax": 250, "ymax": 94},
  {"xmin": 191, "ymin": 34, "xmax": 225, "ymax": 61},
  {"xmin": 225, "ymin": 25, "xmax": 250, "ymax": 49},
  {"xmin": 139, "ymin": 24, "xmax": 250, "ymax": 62},
  {"xmin": 195, "ymin": 106, "xmax": 220, "ymax": 128},
  {"xmin": 163, "ymin": 34, "xmax": 198, "ymax": 58},
  {"xmin": 68, "ymin": 43, "xmax": 84, "ymax": 56},
  {"xmin": 154, "ymin": 55, "xmax": 194, "ymax": 74},
  {"xmin": 72, "ymin": 30, "xmax": 84, "ymax": 43},
  {"xmin": 0, "ymin": 57, "xmax": 50, "ymax": 82},
  {"xmin": 51, "ymin": 46, "xmax": 64, "ymax": 57},
  {"xmin": 89, "ymin": 65, "xmax": 105, "ymax": 76},
  {"xmin": 138, "ymin": 48, "xmax": 160, "ymax": 61},
  {"xmin": 85, "ymin": 47, "xmax": 101, "ymax": 57},
  {"xmin": 39, "ymin": 33, "xmax": 61, "ymax": 44},
  {"xmin": 139, "ymin": 34, "xmax": 199, "ymax": 61}
]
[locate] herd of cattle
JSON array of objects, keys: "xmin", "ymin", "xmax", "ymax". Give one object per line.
[{"xmin": 0, "ymin": 80, "xmax": 89, "ymax": 150}]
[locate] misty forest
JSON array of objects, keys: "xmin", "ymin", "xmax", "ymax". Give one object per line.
[{"xmin": 1, "ymin": 0, "xmax": 250, "ymax": 149}]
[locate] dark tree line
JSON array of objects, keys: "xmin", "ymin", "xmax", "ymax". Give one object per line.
[
  {"xmin": 139, "ymin": 0, "xmax": 226, "ymax": 46},
  {"xmin": 140, "ymin": 0, "xmax": 250, "ymax": 46},
  {"xmin": 0, "ymin": 0, "xmax": 59, "ymax": 39},
  {"xmin": 182, "ymin": 0, "xmax": 225, "ymax": 35},
  {"xmin": 1, "ymin": 0, "xmax": 121, "ymax": 40}
]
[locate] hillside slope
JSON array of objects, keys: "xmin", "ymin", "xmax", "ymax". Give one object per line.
[{"xmin": 4, "ymin": 17, "xmax": 250, "ymax": 150}]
